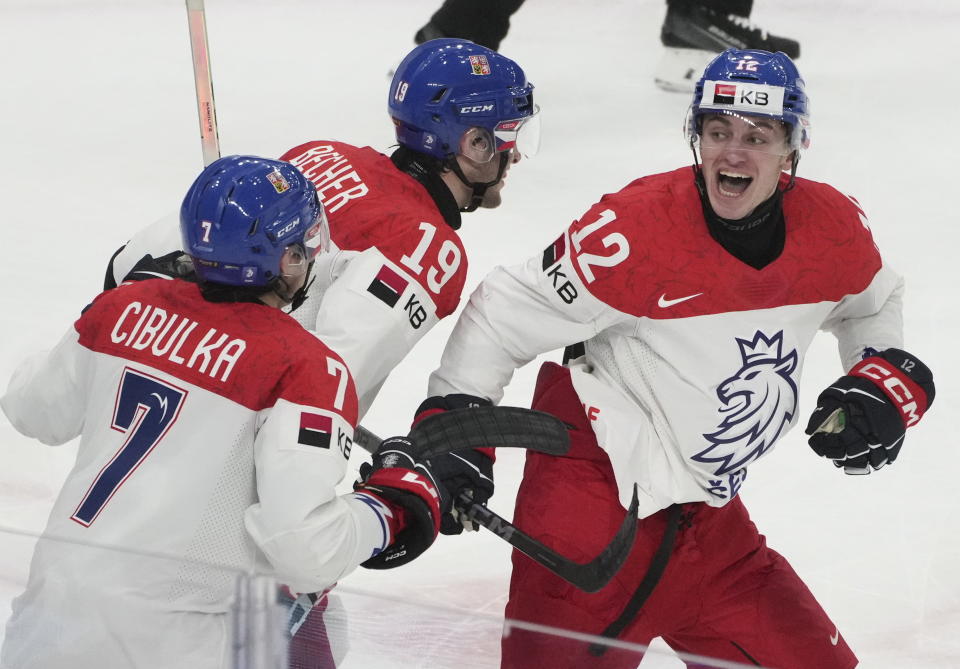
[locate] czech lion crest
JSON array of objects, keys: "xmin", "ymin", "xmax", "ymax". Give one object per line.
[{"xmin": 693, "ymin": 330, "xmax": 799, "ymax": 476}]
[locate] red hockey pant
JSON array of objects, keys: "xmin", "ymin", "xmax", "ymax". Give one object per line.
[{"xmin": 501, "ymin": 363, "xmax": 857, "ymax": 669}]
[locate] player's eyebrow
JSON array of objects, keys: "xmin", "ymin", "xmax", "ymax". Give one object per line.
[{"xmin": 704, "ymin": 114, "xmax": 778, "ymax": 131}]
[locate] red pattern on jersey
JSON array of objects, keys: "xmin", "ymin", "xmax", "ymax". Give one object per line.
[
  {"xmin": 567, "ymin": 168, "xmax": 882, "ymax": 318},
  {"xmin": 280, "ymin": 141, "xmax": 468, "ymax": 319},
  {"xmin": 74, "ymin": 280, "xmax": 359, "ymax": 423}
]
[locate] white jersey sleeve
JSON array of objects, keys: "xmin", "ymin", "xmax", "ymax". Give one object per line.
[
  {"xmin": 294, "ymin": 246, "xmax": 441, "ymax": 417},
  {"xmin": 244, "ymin": 399, "xmax": 390, "ymax": 593},
  {"xmin": 1, "ymin": 328, "xmax": 87, "ymax": 446},
  {"xmin": 821, "ymin": 263, "xmax": 905, "ymax": 369},
  {"xmin": 429, "ymin": 252, "xmax": 624, "ymax": 403}
]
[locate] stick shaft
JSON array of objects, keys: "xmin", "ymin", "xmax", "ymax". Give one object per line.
[{"xmin": 186, "ymin": 0, "xmax": 220, "ymax": 166}]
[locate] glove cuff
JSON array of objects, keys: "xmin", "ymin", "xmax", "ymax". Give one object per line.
[
  {"xmin": 351, "ymin": 489, "xmax": 408, "ymax": 539},
  {"xmin": 850, "ymin": 353, "xmax": 931, "ymax": 427}
]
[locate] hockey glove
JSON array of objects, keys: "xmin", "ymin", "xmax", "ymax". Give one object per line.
[
  {"xmin": 354, "ymin": 436, "xmax": 445, "ymax": 569},
  {"xmin": 805, "ymin": 348, "xmax": 934, "ymax": 474},
  {"xmin": 121, "ymin": 251, "xmax": 196, "ymax": 284},
  {"xmin": 413, "ymin": 394, "xmax": 495, "ymax": 534}
]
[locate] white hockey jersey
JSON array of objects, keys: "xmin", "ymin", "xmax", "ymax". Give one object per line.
[
  {"xmin": 429, "ymin": 168, "xmax": 904, "ymax": 518},
  {"xmin": 109, "ymin": 141, "xmax": 469, "ymax": 417},
  {"xmin": 0, "ymin": 279, "xmax": 393, "ymax": 669}
]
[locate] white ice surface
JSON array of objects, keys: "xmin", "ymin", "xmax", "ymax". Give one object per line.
[{"xmin": 1, "ymin": 0, "xmax": 959, "ymax": 667}]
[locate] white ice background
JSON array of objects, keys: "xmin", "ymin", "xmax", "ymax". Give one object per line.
[{"xmin": 1, "ymin": 0, "xmax": 958, "ymax": 667}]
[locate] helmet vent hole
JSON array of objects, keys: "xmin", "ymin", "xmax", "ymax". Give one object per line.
[
  {"xmin": 430, "ymin": 87, "xmax": 447, "ymax": 103},
  {"xmin": 248, "ymin": 220, "xmax": 259, "ymax": 237}
]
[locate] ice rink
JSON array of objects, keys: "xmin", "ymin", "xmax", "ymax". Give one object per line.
[{"xmin": 2, "ymin": 0, "xmax": 958, "ymax": 666}]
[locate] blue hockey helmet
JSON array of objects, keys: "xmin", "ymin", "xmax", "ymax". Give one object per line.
[
  {"xmin": 388, "ymin": 39, "xmax": 539, "ymax": 163},
  {"xmin": 180, "ymin": 155, "xmax": 329, "ymax": 287},
  {"xmin": 686, "ymin": 48, "xmax": 810, "ymax": 152}
]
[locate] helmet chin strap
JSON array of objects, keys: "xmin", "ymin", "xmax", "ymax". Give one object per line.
[
  {"xmin": 782, "ymin": 151, "xmax": 800, "ymax": 193},
  {"xmin": 447, "ymin": 151, "xmax": 511, "ymax": 213},
  {"xmin": 690, "ymin": 141, "xmax": 706, "ymax": 198},
  {"xmin": 287, "ymin": 272, "xmax": 315, "ymax": 313}
]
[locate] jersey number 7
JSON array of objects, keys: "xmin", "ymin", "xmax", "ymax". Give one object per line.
[{"xmin": 72, "ymin": 367, "xmax": 188, "ymax": 526}]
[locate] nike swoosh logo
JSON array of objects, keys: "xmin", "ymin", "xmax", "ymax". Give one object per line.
[
  {"xmin": 830, "ymin": 627, "xmax": 839, "ymax": 646},
  {"xmin": 658, "ymin": 292, "xmax": 703, "ymax": 308}
]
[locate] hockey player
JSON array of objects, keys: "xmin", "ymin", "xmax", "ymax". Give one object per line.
[
  {"xmin": 426, "ymin": 49, "xmax": 935, "ymax": 668},
  {"xmin": 0, "ymin": 155, "xmax": 444, "ymax": 669},
  {"xmin": 102, "ymin": 39, "xmax": 539, "ymax": 666},
  {"xmin": 106, "ymin": 37, "xmax": 538, "ymax": 421}
]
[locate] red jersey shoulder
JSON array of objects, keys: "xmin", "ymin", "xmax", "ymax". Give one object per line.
[
  {"xmin": 282, "ymin": 140, "xmax": 468, "ymax": 319},
  {"xmin": 560, "ymin": 168, "xmax": 701, "ymax": 315},
  {"xmin": 75, "ymin": 280, "xmax": 355, "ymax": 419},
  {"xmin": 782, "ymin": 177, "xmax": 882, "ymax": 295},
  {"xmin": 281, "ymin": 140, "xmax": 432, "ymax": 233},
  {"xmin": 571, "ymin": 168, "xmax": 696, "ymax": 245},
  {"xmin": 274, "ymin": 327, "xmax": 360, "ymax": 427},
  {"xmin": 555, "ymin": 168, "xmax": 882, "ymax": 318},
  {"xmin": 281, "ymin": 141, "xmax": 376, "ymax": 218},
  {"xmin": 786, "ymin": 177, "xmax": 876, "ymax": 246}
]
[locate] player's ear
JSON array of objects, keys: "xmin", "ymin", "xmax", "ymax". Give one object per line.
[
  {"xmin": 782, "ymin": 150, "xmax": 795, "ymax": 172},
  {"xmin": 459, "ymin": 127, "xmax": 495, "ymax": 164}
]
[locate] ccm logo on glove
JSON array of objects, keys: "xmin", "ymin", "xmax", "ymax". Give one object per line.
[
  {"xmin": 849, "ymin": 357, "xmax": 929, "ymax": 426},
  {"xmin": 400, "ymin": 471, "xmax": 441, "ymax": 499}
]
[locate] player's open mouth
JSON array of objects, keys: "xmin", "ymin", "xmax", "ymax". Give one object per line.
[{"xmin": 717, "ymin": 171, "xmax": 753, "ymax": 197}]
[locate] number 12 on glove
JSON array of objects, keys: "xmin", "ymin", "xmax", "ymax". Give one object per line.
[{"xmin": 805, "ymin": 348, "xmax": 935, "ymax": 475}]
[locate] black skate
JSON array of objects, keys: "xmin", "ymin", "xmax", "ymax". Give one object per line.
[
  {"xmin": 655, "ymin": 4, "xmax": 800, "ymax": 93},
  {"xmin": 414, "ymin": 21, "xmax": 447, "ymax": 45}
]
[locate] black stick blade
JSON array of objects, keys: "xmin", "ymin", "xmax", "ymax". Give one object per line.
[{"xmin": 407, "ymin": 406, "xmax": 570, "ymax": 459}]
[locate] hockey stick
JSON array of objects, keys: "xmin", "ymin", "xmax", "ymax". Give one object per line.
[
  {"xmin": 354, "ymin": 406, "xmax": 570, "ymax": 457},
  {"xmin": 461, "ymin": 485, "xmax": 639, "ymax": 593},
  {"xmin": 185, "ymin": 0, "xmax": 221, "ymax": 166},
  {"xmin": 355, "ymin": 408, "xmax": 639, "ymax": 592}
]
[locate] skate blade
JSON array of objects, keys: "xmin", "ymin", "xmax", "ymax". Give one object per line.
[{"xmin": 653, "ymin": 47, "xmax": 717, "ymax": 93}]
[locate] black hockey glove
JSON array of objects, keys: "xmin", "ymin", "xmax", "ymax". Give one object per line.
[
  {"xmin": 413, "ymin": 394, "xmax": 495, "ymax": 535},
  {"xmin": 805, "ymin": 348, "xmax": 934, "ymax": 474},
  {"xmin": 121, "ymin": 251, "xmax": 196, "ymax": 286},
  {"xmin": 354, "ymin": 436, "xmax": 446, "ymax": 569}
]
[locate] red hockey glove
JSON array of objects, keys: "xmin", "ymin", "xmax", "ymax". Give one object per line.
[
  {"xmin": 354, "ymin": 436, "xmax": 445, "ymax": 569},
  {"xmin": 413, "ymin": 394, "xmax": 494, "ymax": 534},
  {"xmin": 805, "ymin": 348, "xmax": 934, "ymax": 474}
]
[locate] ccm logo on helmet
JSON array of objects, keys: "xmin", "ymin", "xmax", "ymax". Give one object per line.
[
  {"xmin": 274, "ymin": 218, "xmax": 301, "ymax": 239},
  {"xmin": 459, "ymin": 104, "xmax": 495, "ymax": 114},
  {"xmin": 854, "ymin": 361, "xmax": 922, "ymax": 427}
]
